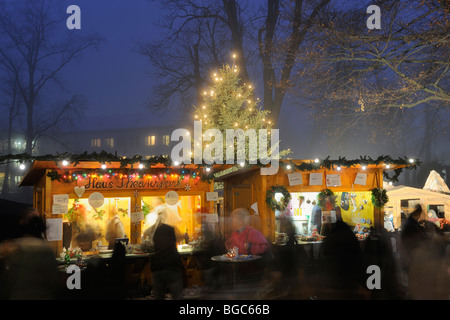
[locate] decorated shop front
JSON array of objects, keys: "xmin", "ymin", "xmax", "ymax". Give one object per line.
[
  {"xmin": 19, "ymin": 159, "xmax": 220, "ymax": 255},
  {"xmin": 216, "ymin": 157, "xmax": 418, "ymax": 242}
]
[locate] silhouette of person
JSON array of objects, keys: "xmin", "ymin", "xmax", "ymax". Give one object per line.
[
  {"xmin": 147, "ymin": 207, "xmax": 184, "ymax": 300},
  {"xmin": 401, "ymin": 204, "xmax": 426, "ymax": 264},
  {"xmin": 318, "ymin": 220, "xmax": 367, "ymax": 299},
  {"xmin": 0, "ymin": 211, "xmax": 57, "ymax": 299},
  {"xmin": 106, "ymin": 215, "xmax": 125, "ymax": 249}
]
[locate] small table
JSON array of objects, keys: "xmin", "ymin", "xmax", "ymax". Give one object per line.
[
  {"xmin": 297, "ymin": 240, "xmax": 323, "ymax": 260},
  {"xmin": 211, "ymin": 255, "xmax": 261, "ymax": 288}
]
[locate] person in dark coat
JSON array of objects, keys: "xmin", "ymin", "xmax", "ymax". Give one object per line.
[
  {"xmin": 147, "ymin": 207, "xmax": 184, "ymax": 300},
  {"xmin": 400, "ymin": 204, "xmax": 426, "ymax": 263},
  {"xmin": 318, "ymin": 220, "xmax": 368, "ymax": 299}
]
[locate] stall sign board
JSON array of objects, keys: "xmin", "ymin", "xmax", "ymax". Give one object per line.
[
  {"xmin": 52, "ymin": 204, "xmax": 68, "ymax": 215},
  {"xmin": 53, "ymin": 194, "xmax": 69, "ymax": 205},
  {"xmin": 309, "ymin": 173, "xmax": 323, "ymax": 186},
  {"xmin": 354, "ymin": 173, "xmax": 368, "ymax": 185},
  {"xmin": 326, "ymin": 174, "xmax": 342, "ymax": 187},
  {"xmin": 206, "ymin": 192, "xmax": 219, "ymax": 201},
  {"xmin": 131, "ymin": 211, "xmax": 145, "ymax": 223},
  {"xmin": 288, "ymin": 172, "xmax": 303, "ymax": 186}
]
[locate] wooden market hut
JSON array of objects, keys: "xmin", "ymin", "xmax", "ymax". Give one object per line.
[
  {"xmin": 216, "ymin": 159, "xmax": 411, "ymax": 242},
  {"xmin": 18, "ymin": 160, "xmax": 219, "ymax": 255}
]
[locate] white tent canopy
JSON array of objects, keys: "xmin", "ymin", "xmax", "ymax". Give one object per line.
[{"xmin": 423, "ymin": 170, "xmax": 450, "ymax": 194}]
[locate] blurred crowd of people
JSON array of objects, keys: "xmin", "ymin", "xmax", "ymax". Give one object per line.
[{"xmin": 0, "ymin": 203, "xmax": 449, "ymax": 300}]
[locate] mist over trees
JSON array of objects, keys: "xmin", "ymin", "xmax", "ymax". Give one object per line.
[{"xmin": 0, "ymin": 0, "xmax": 103, "ymax": 197}]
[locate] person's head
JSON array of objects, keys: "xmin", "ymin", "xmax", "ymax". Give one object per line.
[
  {"xmin": 410, "ymin": 204, "xmax": 423, "ymax": 221},
  {"xmin": 20, "ymin": 215, "xmax": 46, "ymax": 238},
  {"xmin": 19, "ymin": 207, "xmax": 39, "ymax": 225},
  {"xmin": 231, "ymin": 208, "xmax": 250, "ymax": 230}
]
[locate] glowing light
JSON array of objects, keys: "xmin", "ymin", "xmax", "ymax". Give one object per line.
[
  {"xmin": 314, "ymin": 158, "xmax": 320, "ymax": 163},
  {"xmin": 138, "ymin": 163, "xmax": 144, "ymax": 169},
  {"xmin": 240, "ymin": 162, "xmax": 245, "ymax": 167},
  {"xmin": 409, "ymin": 158, "xmax": 415, "ymax": 163},
  {"xmin": 361, "ymin": 165, "xmax": 367, "ymax": 170},
  {"xmin": 286, "ymin": 165, "xmax": 291, "ymax": 170},
  {"xmin": 62, "ymin": 160, "xmax": 69, "ymax": 166},
  {"xmin": 336, "ymin": 166, "xmax": 342, "ymax": 171},
  {"xmin": 205, "ymin": 167, "xmax": 211, "ymax": 172},
  {"xmin": 19, "ymin": 163, "xmax": 26, "ymax": 170},
  {"xmin": 385, "ymin": 164, "xmax": 391, "ymax": 169},
  {"xmin": 101, "ymin": 164, "xmax": 107, "ymax": 170}
]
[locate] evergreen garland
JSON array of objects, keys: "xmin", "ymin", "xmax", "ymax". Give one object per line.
[{"xmin": 1, "ymin": 151, "xmax": 419, "ymax": 183}]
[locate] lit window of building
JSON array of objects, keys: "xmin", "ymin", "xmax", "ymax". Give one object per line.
[
  {"xmin": 91, "ymin": 138, "xmax": 101, "ymax": 148},
  {"xmin": 146, "ymin": 135, "xmax": 156, "ymax": 146},
  {"xmin": 105, "ymin": 138, "xmax": 114, "ymax": 148},
  {"xmin": 162, "ymin": 135, "xmax": 170, "ymax": 146}
]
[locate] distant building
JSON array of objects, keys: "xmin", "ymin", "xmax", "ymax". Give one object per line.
[{"xmin": 1, "ymin": 111, "xmax": 192, "ymax": 201}]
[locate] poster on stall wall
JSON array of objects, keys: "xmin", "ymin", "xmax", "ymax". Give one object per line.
[
  {"xmin": 131, "ymin": 211, "xmax": 145, "ymax": 223},
  {"xmin": 288, "ymin": 172, "xmax": 303, "ymax": 186},
  {"xmin": 326, "ymin": 174, "xmax": 342, "ymax": 187},
  {"xmin": 309, "ymin": 173, "xmax": 323, "ymax": 185},
  {"xmin": 354, "ymin": 173, "xmax": 367, "ymax": 185},
  {"xmin": 206, "ymin": 192, "xmax": 219, "ymax": 201},
  {"xmin": 52, "ymin": 204, "xmax": 68, "ymax": 215},
  {"xmin": 53, "ymin": 194, "xmax": 69, "ymax": 205},
  {"xmin": 46, "ymin": 218, "xmax": 63, "ymax": 241}
]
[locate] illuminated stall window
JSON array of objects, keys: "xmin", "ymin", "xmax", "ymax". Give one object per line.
[
  {"xmin": 65, "ymin": 197, "xmax": 130, "ymax": 251},
  {"xmin": 140, "ymin": 195, "xmax": 202, "ymax": 242},
  {"xmin": 279, "ymin": 191, "xmax": 375, "ymax": 236}
]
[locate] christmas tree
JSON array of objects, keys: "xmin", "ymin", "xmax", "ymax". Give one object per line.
[{"xmin": 193, "ymin": 58, "xmax": 288, "ymax": 165}]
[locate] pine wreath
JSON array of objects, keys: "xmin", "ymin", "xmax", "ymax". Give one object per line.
[
  {"xmin": 371, "ymin": 188, "xmax": 389, "ymax": 208},
  {"xmin": 266, "ymin": 185, "xmax": 291, "ymax": 212},
  {"xmin": 317, "ymin": 188, "xmax": 335, "ymax": 209}
]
